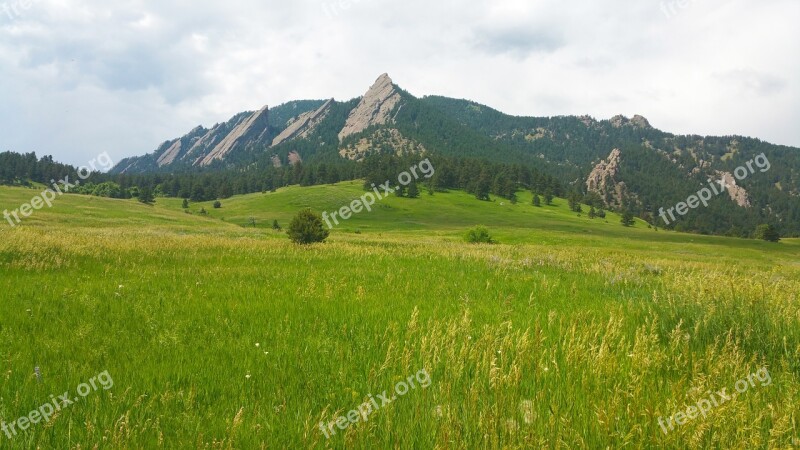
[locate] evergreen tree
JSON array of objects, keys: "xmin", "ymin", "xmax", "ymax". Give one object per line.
[
  {"xmin": 533, "ymin": 194, "xmax": 541, "ymax": 207},
  {"xmin": 755, "ymin": 224, "xmax": 780, "ymax": 242},
  {"xmin": 621, "ymin": 210, "xmax": 635, "ymax": 227},
  {"xmin": 407, "ymin": 181, "xmax": 420, "ymax": 198},
  {"xmin": 138, "ymin": 187, "xmax": 154, "ymax": 204},
  {"xmin": 475, "ymin": 171, "xmax": 491, "ymax": 201},
  {"xmin": 181, "ymin": 198, "xmax": 189, "ymax": 209},
  {"xmin": 287, "ymin": 209, "xmax": 329, "ymax": 244},
  {"xmin": 544, "ymin": 189, "xmax": 554, "ymax": 206}
]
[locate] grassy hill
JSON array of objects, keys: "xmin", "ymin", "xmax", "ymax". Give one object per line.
[{"xmin": 1, "ymin": 184, "xmax": 798, "ymax": 448}]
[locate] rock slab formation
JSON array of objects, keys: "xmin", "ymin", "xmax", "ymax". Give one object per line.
[
  {"xmin": 338, "ymin": 73, "xmax": 402, "ymax": 142},
  {"xmin": 272, "ymin": 99, "xmax": 333, "ymax": 147},
  {"xmin": 586, "ymin": 148, "xmax": 631, "ymax": 209},
  {"xmin": 198, "ymin": 105, "xmax": 270, "ymax": 167},
  {"xmin": 716, "ymin": 171, "xmax": 751, "ymax": 207}
]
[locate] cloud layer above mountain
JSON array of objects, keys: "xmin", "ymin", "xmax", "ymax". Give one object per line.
[{"xmin": 1, "ymin": 0, "xmax": 798, "ymax": 166}]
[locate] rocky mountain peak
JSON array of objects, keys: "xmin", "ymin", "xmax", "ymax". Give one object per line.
[
  {"xmin": 631, "ymin": 115, "xmax": 651, "ymax": 129},
  {"xmin": 609, "ymin": 114, "xmax": 652, "ymax": 129},
  {"xmin": 338, "ymin": 73, "xmax": 402, "ymax": 142}
]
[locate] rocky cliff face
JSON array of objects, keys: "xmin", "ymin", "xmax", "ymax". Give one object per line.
[
  {"xmin": 271, "ymin": 99, "xmax": 333, "ymax": 147},
  {"xmin": 586, "ymin": 148, "xmax": 631, "ymax": 209},
  {"xmin": 716, "ymin": 171, "xmax": 751, "ymax": 207},
  {"xmin": 197, "ymin": 105, "xmax": 270, "ymax": 167},
  {"xmin": 112, "ymin": 108, "xmax": 271, "ymax": 173},
  {"xmin": 609, "ymin": 114, "xmax": 652, "ymax": 129},
  {"xmin": 112, "ymin": 74, "xmax": 407, "ymax": 173},
  {"xmin": 338, "ymin": 73, "xmax": 402, "ymax": 142}
]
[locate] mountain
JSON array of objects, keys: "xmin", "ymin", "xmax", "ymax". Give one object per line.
[
  {"xmin": 111, "ymin": 73, "xmax": 800, "ymax": 234},
  {"xmin": 112, "ymin": 100, "xmax": 326, "ymax": 173}
]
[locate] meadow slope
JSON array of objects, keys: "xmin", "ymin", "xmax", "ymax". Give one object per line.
[{"xmin": 1, "ymin": 184, "xmax": 798, "ymax": 449}]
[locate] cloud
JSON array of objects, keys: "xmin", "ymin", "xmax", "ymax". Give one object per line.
[
  {"xmin": 473, "ymin": 27, "xmax": 564, "ymax": 57},
  {"xmin": 715, "ymin": 69, "xmax": 787, "ymax": 96},
  {"xmin": 0, "ymin": 0, "xmax": 798, "ymax": 167}
]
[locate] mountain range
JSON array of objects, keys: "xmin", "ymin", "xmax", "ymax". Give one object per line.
[{"xmin": 111, "ymin": 73, "xmax": 800, "ymax": 234}]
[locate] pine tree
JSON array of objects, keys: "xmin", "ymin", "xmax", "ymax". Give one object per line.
[
  {"xmin": 475, "ymin": 172, "xmax": 491, "ymax": 201},
  {"xmin": 621, "ymin": 210, "xmax": 635, "ymax": 227},
  {"xmin": 544, "ymin": 189, "xmax": 554, "ymax": 206},
  {"xmin": 407, "ymin": 181, "xmax": 420, "ymax": 198},
  {"xmin": 138, "ymin": 187, "xmax": 154, "ymax": 204},
  {"xmin": 182, "ymin": 198, "xmax": 189, "ymax": 209},
  {"xmin": 755, "ymin": 224, "xmax": 780, "ymax": 242},
  {"xmin": 533, "ymin": 194, "xmax": 541, "ymax": 207}
]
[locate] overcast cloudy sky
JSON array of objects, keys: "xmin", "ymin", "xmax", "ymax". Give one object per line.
[{"xmin": 1, "ymin": 0, "xmax": 798, "ymax": 167}]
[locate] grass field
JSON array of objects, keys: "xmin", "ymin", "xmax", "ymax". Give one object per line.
[{"xmin": 1, "ymin": 183, "xmax": 799, "ymax": 449}]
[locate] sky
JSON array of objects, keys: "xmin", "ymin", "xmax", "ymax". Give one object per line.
[{"xmin": 1, "ymin": 0, "xmax": 798, "ymax": 168}]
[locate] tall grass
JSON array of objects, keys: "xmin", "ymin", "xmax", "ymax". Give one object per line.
[{"xmin": 0, "ymin": 186, "xmax": 798, "ymax": 448}]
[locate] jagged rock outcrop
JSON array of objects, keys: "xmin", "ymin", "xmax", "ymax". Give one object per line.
[
  {"xmin": 287, "ymin": 151, "xmax": 303, "ymax": 166},
  {"xmin": 338, "ymin": 73, "xmax": 402, "ymax": 142},
  {"xmin": 578, "ymin": 115, "xmax": 597, "ymax": 127},
  {"xmin": 586, "ymin": 148, "xmax": 631, "ymax": 209},
  {"xmin": 630, "ymin": 115, "xmax": 651, "ymax": 129},
  {"xmin": 198, "ymin": 105, "xmax": 270, "ymax": 166},
  {"xmin": 272, "ymin": 99, "xmax": 333, "ymax": 147},
  {"xmin": 609, "ymin": 114, "xmax": 652, "ymax": 129},
  {"xmin": 716, "ymin": 171, "xmax": 751, "ymax": 207}
]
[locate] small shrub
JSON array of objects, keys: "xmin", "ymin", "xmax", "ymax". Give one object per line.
[
  {"xmin": 287, "ymin": 209, "xmax": 329, "ymax": 245},
  {"xmin": 465, "ymin": 226, "xmax": 494, "ymax": 244},
  {"xmin": 213, "ymin": 201, "xmax": 222, "ymax": 209}
]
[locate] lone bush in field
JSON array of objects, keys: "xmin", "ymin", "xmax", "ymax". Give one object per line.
[
  {"xmin": 465, "ymin": 225, "xmax": 494, "ymax": 244},
  {"xmin": 755, "ymin": 224, "xmax": 780, "ymax": 242},
  {"xmin": 287, "ymin": 209, "xmax": 329, "ymax": 244}
]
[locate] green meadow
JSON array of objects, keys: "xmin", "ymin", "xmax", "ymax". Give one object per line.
[{"xmin": 0, "ymin": 183, "xmax": 798, "ymax": 449}]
